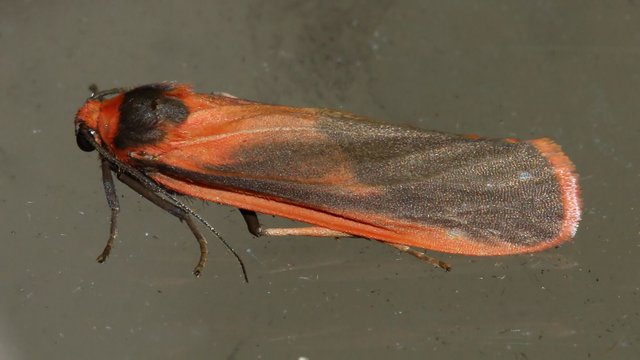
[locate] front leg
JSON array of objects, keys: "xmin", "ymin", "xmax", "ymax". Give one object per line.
[{"xmin": 117, "ymin": 172, "xmax": 210, "ymax": 276}]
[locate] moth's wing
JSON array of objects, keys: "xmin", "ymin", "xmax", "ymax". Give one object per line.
[{"xmin": 148, "ymin": 107, "xmax": 581, "ymax": 255}]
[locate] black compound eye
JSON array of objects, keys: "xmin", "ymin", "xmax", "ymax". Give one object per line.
[{"xmin": 76, "ymin": 129, "xmax": 95, "ymax": 152}]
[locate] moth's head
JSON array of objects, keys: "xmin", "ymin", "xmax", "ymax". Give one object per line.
[
  {"xmin": 74, "ymin": 85, "xmax": 129, "ymax": 152},
  {"xmin": 75, "ymin": 83, "xmax": 193, "ymax": 154},
  {"xmin": 75, "ymin": 99, "xmax": 102, "ymax": 152}
]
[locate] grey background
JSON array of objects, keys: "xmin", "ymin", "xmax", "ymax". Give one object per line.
[{"xmin": 1, "ymin": 1, "xmax": 638, "ymax": 359}]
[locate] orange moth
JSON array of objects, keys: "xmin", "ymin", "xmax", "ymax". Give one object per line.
[{"xmin": 74, "ymin": 83, "xmax": 581, "ymax": 279}]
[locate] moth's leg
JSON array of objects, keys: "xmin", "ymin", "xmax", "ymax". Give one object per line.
[
  {"xmin": 387, "ymin": 243, "xmax": 451, "ymax": 271},
  {"xmin": 238, "ymin": 209, "xmax": 352, "ymax": 238},
  {"xmin": 238, "ymin": 209, "xmax": 261, "ymax": 236},
  {"xmin": 96, "ymin": 158, "xmax": 120, "ymax": 263},
  {"xmin": 238, "ymin": 210, "xmax": 450, "ymax": 270},
  {"xmin": 117, "ymin": 173, "xmax": 208, "ymax": 276}
]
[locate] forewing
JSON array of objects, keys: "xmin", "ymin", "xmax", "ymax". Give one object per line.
[{"xmin": 147, "ymin": 107, "xmax": 575, "ymax": 253}]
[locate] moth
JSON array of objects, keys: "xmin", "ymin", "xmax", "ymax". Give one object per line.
[{"xmin": 74, "ymin": 83, "xmax": 581, "ymax": 279}]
